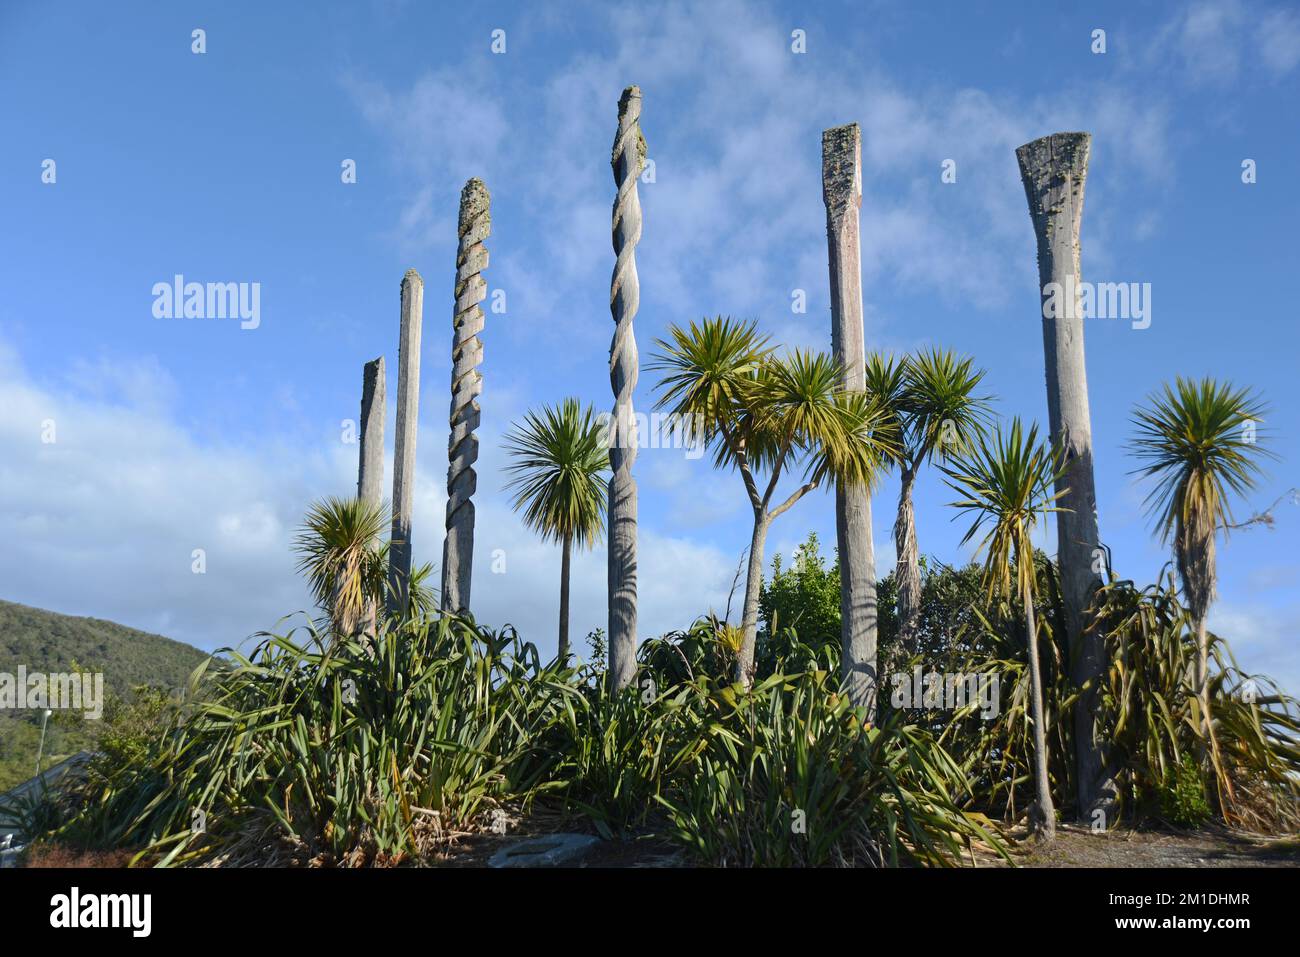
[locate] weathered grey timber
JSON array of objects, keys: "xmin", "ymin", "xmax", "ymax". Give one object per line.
[
  {"xmin": 822, "ymin": 123, "xmax": 879, "ymax": 712},
  {"xmin": 357, "ymin": 356, "xmax": 386, "ymax": 507},
  {"xmin": 358, "ymin": 355, "xmax": 386, "ymax": 636},
  {"xmin": 607, "ymin": 85, "xmax": 645, "ymax": 691},
  {"xmin": 387, "ymin": 269, "xmax": 424, "ymax": 620},
  {"xmin": 1016, "ymin": 132, "xmax": 1115, "ymax": 821},
  {"xmin": 442, "ymin": 178, "xmax": 490, "ymax": 614}
]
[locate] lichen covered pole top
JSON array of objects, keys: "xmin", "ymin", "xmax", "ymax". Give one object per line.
[
  {"xmin": 441, "ymin": 177, "xmax": 491, "ymax": 614},
  {"xmin": 1016, "ymin": 132, "xmax": 1091, "ymax": 284},
  {"xmin": 606, "ymin": 85, "xmax": 645, "ymax": 692},
  {"xmin": 821, "ymin": 124, "xmax": 862, "ymax": 220}
]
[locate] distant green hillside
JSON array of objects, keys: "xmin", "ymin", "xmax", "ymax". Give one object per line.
[
  {"xmin": 0, "ymin": 599, "xmax": 210, "ymax": 697},
  {"xmin": 0, "ymin": 599, "xmax": 212, "ymax": 792}
]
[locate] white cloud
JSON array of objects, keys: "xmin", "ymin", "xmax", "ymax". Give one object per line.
[
  {"xmin": 343, "ymin": 0, "xmax": 1187, "ymax": 357},
  {"xmin": 341, "ymin": 67, "xmax": 510, "ymax": 255},
  {"xmin": 1144, "ymin": 0, "xmax": 1300, "ymax": 85},
  {"xmin": 1208, "ymin": 601, "xmax": 1300, "ymax": 698},
  {"xmin": 1257, "ymin": 8, "xmax": 1300, "ymax": 76}
]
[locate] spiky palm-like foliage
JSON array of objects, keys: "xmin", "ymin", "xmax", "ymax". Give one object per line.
[
  {"xmin": 406, "ymin": 561, "xmax": 439, "ymax": 621},
  {"xmin": 651, "ymin": 317, "xmax": 897, "ymax": 688},
  {"xmin": 655, "ymin": 671, "xmax": 1010, "ymax": 867},
  {"xmin": 20, "ymin": 615, "xmax": 571, "ymax": 866},
  {"xmin": 1093, "ymin": 570, "xmax": 1300, "ymax": 830},
  {"xmin": 943, "ymin": 418, "xmax": 1066, "ymax": 840},
  {"xmin": 868, "ymin": 350, "xmax": 992, "ymax": 655},
  {"xmin": 1127, "ymin": 377, "xmax": 1273, "ymax": 721},
  {"xmin": 293, "ymin": 497, "xmax": 388, "ymax": 638},
  {"xmin": 503, "ymin": 398, "xmax": 610, "ymax": 660}
]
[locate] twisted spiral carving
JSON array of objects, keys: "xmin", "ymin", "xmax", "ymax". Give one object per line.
[
  {"xmin": 607, "ymin": 85, "xmax": 644, "ymax": 689},
  {"xmin": 609, "ymin": 86, "xmax": 643, "ymax": 480},
  {"xmin": 442, "ymin": 177, "xmax": 490, "ymax": 612}
]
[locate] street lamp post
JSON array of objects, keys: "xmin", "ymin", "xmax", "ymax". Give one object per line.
[{"xmin": 35, "ymin": 708, "xmax": 53, "ymax": 779}]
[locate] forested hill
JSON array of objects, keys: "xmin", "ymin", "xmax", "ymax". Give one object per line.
[
  {"xmin": 0, "ymin": 599, "xmax": 209, "ymax": 696},
  {"xmin": 0, "ymin": 599, "xmax": 214, "ymax": 791}
]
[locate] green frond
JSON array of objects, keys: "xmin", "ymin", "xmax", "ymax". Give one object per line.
[
  {"xmin": 292, "ymin": 497, "xmax": 389, "ymax": 631},
  {"xmin": 502, "ymin": 398, "xmax": 610, "ymax": 549},
  {"xmin": 863, "ymin": 351, "xmax": 910, "ymax": 470},
  {"xmin": 1127, "ymin": 376, "xmax": 1274, "ymax": 617},
  {"xmin": 901, "ymin": 347, "xmax": 994, "ymax": 464},
  {"xmin": 940, "ymin": 418, "xmax": 1067, "ymax": 603},
  {"xmin": 649, "ymin": 316, "xmax": 775, "ymax": 470}
]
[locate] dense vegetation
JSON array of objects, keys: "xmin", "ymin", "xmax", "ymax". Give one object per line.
[
  {"xmin": 8, "ymin": 540, "xmax": 1296, "ymax": 866},
  {"xmin": 9, "ymin": 611, "xmax": 1006, "ymax": 866},
  {"xmin": 0, "ymin": 600, "xmax": 209, "ymax": 792},
  {"xmin": 4, "ymin": 340, "xmax": 1296, "ymax": 866}
]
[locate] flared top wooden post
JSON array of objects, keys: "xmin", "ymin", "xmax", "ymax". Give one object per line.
[
  {"xmin": 821, "ymin": 122, "xmax": 878, "ymax": 713},
  {"xmin": 1016, "ymin": 130, "xmax": 1114, "ymax": 820}
]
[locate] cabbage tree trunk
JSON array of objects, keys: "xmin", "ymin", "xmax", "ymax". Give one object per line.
[
  {"xmin": 559, "ymin": 531, "xmax": 573, "ymax": 662},
  {"xmin": 1022, "ymin": 578, "xmax": 1056, "ymax": 841},
  {"xmin": 734, "ymin": 511, "xmax": 770, "ymax": 685},
  {"xmin": 894, "ymin": 466, "xmax": 921, "ymax": 655}
]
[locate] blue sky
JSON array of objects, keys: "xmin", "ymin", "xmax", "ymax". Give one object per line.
[{"xmin": 2, "ymin": 0, "xmax": 1297, "ymax": 691}]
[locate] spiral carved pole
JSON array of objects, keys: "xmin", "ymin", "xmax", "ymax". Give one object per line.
[
  {"xmin": 387, "ymin": 269, "xmax": 424, "ymax": 621},
  {"xmin": 607, "ymin": 86, "xmax": 644, "ymax": 691},
  {"xmin": 441, "ymin": 178, "xmax": 490, "ymax": 614}
]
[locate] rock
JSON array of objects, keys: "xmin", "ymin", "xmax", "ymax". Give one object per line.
[{"xmin": 488, "ymin": 833, "xmax": 601, "ymax": 868}]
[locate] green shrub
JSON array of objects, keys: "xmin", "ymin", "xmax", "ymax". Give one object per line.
[
  {"xmin": 544, "ymin": 675, "xmax": 701, "ymax": 837},
  {"xmin": 759, "ymin": 532, "xmax": 842, "ymax": 658},
  {"xmin": 654, "ymin": 671, "xmax": 1007, "ymax": 867},
  {"xmin": 28, "ymin": 614, "xmax": 571, "ymax": 866},
  {"xmin": 1158, "ymin": 754, "xmax": 1212, "ymax": 828},
  {"xmin": 1096, "ymin": 572, "xmax": 1300, "ymax": 830}
]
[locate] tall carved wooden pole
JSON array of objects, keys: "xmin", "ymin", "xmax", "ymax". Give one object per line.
[
  {"xmin": 607, "ymin": 85, "xmax": 644, "ymax": 691},
  {"xmin": 442, "ymin": 178, "xmax": 490, "ymax": 614},
  {"xmin": 1016, "ymin": 132, "xmax": 1114, "ymax": 820},
  {"xmin": 357, "ymin": 356, "xmax": 386, "ymax": 634},
  {"xmin": 357, "ymin": 356, "xmax": 386, "ymax": 507},
  {"xmin": 387, "ymin": 268, "xmax": 424, "ymax": 620},
  {"xmin": 822, "ymin": 123, "xmax": 879, "ymax": 712}
]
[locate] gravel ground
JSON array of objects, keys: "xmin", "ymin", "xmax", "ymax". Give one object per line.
[{"xmin": 1012, "ymin": 823, "xmax": 1300, "ymax": 868}]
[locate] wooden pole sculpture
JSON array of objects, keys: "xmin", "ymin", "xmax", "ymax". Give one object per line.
[
  {"xmin": 1016, "ymin": 132, "xmax": 1115, "ymax": 820},
  {"xmin": 387, "ymin": 269, "xmax": 424, "ymax": 621},
  {"xmin": 822, "ymin": 123, "xmax": 879, "ymax": 712},
  {"xmin": 441, "ymin": 178, "xmax": 490, "ymax": 614},
  {"xmin": 607, "ymin": 86, "xmax": 644, "ymax": 691},
  {"xmin": 357, "ymin": 356, "xmax": 386, "ymax": 507},
  {"xmin": 357, "ymin": 355, "xmax": 386, "ymax": 635}
]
